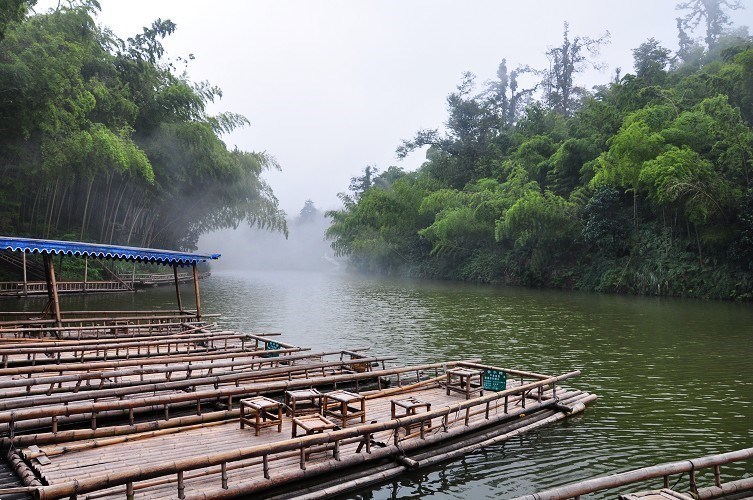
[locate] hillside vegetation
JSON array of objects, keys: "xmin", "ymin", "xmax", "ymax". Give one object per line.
[
  {"xmin": 327, "ymin": 2, "xmax": 753, "ymax": 299},
  {"xmin": 0, "ymin": 1, "xmax": 285, "ymax": 251}
]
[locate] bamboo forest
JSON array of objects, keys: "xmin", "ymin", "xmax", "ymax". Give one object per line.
[{"xmin": 326, "ymin": 2, "xmax": 753, "ymax": 300}]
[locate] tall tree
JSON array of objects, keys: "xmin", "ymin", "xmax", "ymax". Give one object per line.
[
  {"xmin": 676, "ymin": 0, "xmax": 744, "ymax": 50},
  {"xmin": 296, "ymin": 199, "xmax": 319, "ymax": 225},
  {"xmin": 632, "ymin": 38, "xmax": 672, "ymax": 84},
  {"xmin": 489, "ymin": 59, "xmax": 537, "ymax": 127},
  {"xmin": 544, "ymin": 22, "xmax": 610, "ymax": 117}
]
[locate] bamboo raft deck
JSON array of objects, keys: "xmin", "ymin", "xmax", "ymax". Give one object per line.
[{"xmin": 25, "ymin": 382, "xmax": 593, "ymax": 499}]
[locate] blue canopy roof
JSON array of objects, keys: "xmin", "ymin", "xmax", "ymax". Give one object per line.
[{"xmin": 0, "ymin": 236, "xmax": 220, "ymax": 266}]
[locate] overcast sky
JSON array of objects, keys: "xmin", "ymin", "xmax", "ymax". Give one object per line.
[{"xmin": 37, "ymin": 1, "xmax": 750, "ymax": 216}]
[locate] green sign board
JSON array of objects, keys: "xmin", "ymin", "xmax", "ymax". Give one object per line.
[{"xmin": 483, "ymin": 368, "xmax": 506, "ymax": 391}]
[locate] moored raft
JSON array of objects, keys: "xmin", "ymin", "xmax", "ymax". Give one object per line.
[{"xmin": 0, "ymin": 237, "xmax": 598, "ymax": 499}]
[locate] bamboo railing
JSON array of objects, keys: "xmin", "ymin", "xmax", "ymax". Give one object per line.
[
  {"xmin": 0, "ymin": 354, "xmax": 396, "ymax": 414},
  {"xmin": 0, "ymin": 359, "xmax": 441, "ymax": 432},
  {"xmin": 0, "ymin": 346, "xmax": 305, "ymax": 377},
  {"xmin": 512, "ymin": 447, "xmax": 753, "ymax": 500}
]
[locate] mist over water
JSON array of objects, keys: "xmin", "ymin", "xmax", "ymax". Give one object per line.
[{"xmin": 198, "ymin": 209, "xmax": 340, "ymax": 273}]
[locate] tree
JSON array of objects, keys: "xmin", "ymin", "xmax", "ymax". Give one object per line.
[
  {"xmin": 676, "ymin": 0, "xmax": 744, "ymax": 50},
  {"xmin": 497, "ymin": 190, "xmax": 580, "ymax": 278},
  {"xmin": 582, "ymin": 186, "xmax": 631, "ymax": 256},
  {"xmin": 0, "ymin": 2, "xmax": 286, "ymax": 249},
  {"xmin": 0, "ymin": 0, "xmax": 34, "ymax": 40},
  {"xmin": 544, "ymin": 22, "xmax": 610, "ymax": 117},
  {"xmin": 296, "ymin": 199, "xmax": 319, "ymax": 225},
  {"xmin": 488, "ymin": 58, "xmax": 538, "ymax": 127},
  {"xmin": 632, "ymin": 38, "xmax": 672, "ymax": 84},
  {"xmin": 397, "ymin": 73, "xmax": 500, "ymax": 189},
  {"xmin": 590, "ymin": 108, "xmax": 669, "ymax": 225},
  {"xmin": 348, "ymin": 165, "xmax": 378, "ymax": 201}
]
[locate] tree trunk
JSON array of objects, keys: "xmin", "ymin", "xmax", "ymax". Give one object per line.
[
  {"xmin": 45, "ymin": 177, "xmax": 59, "ymax": 238},
  {"xmin": 100, "ymin": 173, "xmax": 114, "ymax": 241},
  {"xmin": 80, "ymin": 177, "xmax": 94, "ymax": 241},
  {"xmin": 109, "ymin": 181, "xmax": 129, "ymax": 243},
  {"xmin": 696, "ymin": 226, "xmax": 703, "ymax": 266}
]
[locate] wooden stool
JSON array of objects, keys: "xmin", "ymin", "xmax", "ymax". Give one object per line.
[
  {"xmin": 239, "ymin": 396, "xmax": 283, "ymax": 436},
  {"xmin": 285, "ymin": 388, "xmax": 324, "ymax": 417},
  {"xmin": 323, "ymin": 390, "xmax": 366, "ymax": 428},
  {"xmin": 291, "ymin": 414, "xmax": 339, "ymax": 467},
  {"xmin": 445, "ymin": 368, "xmax": 484, "ymax": 399},
  {"xmin": 391, "ymin": 396, "xmax": 432, "ymax": 435},
  {"xmin": 291, "ymin": 413, "xmax": 337, "ymax": 438}
]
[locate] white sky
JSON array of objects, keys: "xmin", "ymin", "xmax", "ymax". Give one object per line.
[{"xmin": 37, "ymin": 0, "xmax": 751, "ymax": 215}]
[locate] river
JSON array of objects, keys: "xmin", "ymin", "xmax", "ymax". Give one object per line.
[{"xmin": 3, "ymin": 270, "xmax": 752, "ymax": 498}]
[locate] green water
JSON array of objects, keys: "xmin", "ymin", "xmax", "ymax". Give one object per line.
[{"xmin": 3, "ymin": 270, "xmax": 752, "ymax": 498}]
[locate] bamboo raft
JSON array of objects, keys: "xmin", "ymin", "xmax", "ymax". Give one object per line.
[
  {"xmin": 0, "ymin": 309, "xmax": 598, "ymax": 499},
  {"xmin": 0, "ymin": 237, "xmax": 599, "ymax": 499}
]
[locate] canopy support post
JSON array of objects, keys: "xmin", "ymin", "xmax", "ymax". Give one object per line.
[
  {"xmin": 43, "ymin": 253, "xmax": 62, "ymax": 330},
  {"xmin": 83, "ymin": 256, "xmax": 88, "ymax": 294},
  {"xmin": 173, "ymin": 264, "xmax": 183, "ymax": 313},
  {"xmin": 22, "ymin": 252, "xmax": 27, "ymax": 297},
  {"xmin": 192, "ymin": 262, "xmax": 202, "ymax": 321}
]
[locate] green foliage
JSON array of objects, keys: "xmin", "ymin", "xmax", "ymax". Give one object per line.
[
  {"xmin": 327, "ymin": 11, "xmax": 753, "ymax": 299},
  {"xmin": 633, "ymin": 38, "xmax": 672, "ymax": 85},
  {"xmin": 0, "ymin": 2, "xmax": 285, "ymax": 250},
  {"xmin": 582, "ymin": 186, "xmax": 631, "ymax": 256},
  {"xmin": 497, "ymin": 190, "xmax": 580, "ymax": 279}
]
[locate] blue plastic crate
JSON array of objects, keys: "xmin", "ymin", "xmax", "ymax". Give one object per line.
[{"xmin": 264, "ymin": 340, "xmax": 281, "ymax": 358}]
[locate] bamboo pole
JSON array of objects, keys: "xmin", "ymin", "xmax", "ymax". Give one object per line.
[
  {"xmin": 83, "ymin": 256, "xmax": 88, "ymax": 294},
  {"xmin": 29, "ymin": 420, "xmax": 232, "ymax": 458},
  {"xmin": 0, "ymin": 320, "xmax": 215, "ymax": 339},
  {"xmin": 695, "ymin": 476, "xmax": 753, "ymax": 499},
  {"xmin": 192, "ymin": 263, "xmax": 201, "ymax": 321},
  {"xmin": 0, "ymin": 347, "xmax": 324, "ymax": 391},
  {"xmin": 4, "ymin": 409, "xmax": 240, "ymax": 448},
  {"xmin": 0, "ymin": 345, "xmax": 305, "ymax": 377},
  {"xmin": 42, "ymin": 253, "xmax": 62, "ymax": 329},
  {"xmin": 0, "ymin": 354, "xmax": 399, "ymax": 414},
  {"xmin": 0, "ymin": 361, "xmax": 474, "ymax": 424},
  {"xmin": 173, "ymin": 264, "xmax": 183, "ymax": 312},
  {"xmin": 0, "ymin": 331, "xmax": 247, "ymax": 356},
  {"xmin": 0, "ymin": 328, "xmax": 238, "ymax": 349},
  {"xmin": 0, "ymin": 352, "xmax": 395, "ymax": 403},
  {"xmin": 6, "ymin": 448, "xmax": 43, "ymax": 487},
  {"xmin": 458, "ymin": 361, "xmax": 552, "ymax": 380},
  {"xmin": 511, "ymin": 447, "xmax": 753, "ymax": 500},
  {"xmin": 22, "ymin": 252, "xmax": 27, "ymax": 297}
]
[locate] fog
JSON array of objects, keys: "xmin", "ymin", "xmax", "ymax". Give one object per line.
[{"xmin": 198, "ymin": 204, "xmax": 339, "ymax": 272}]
